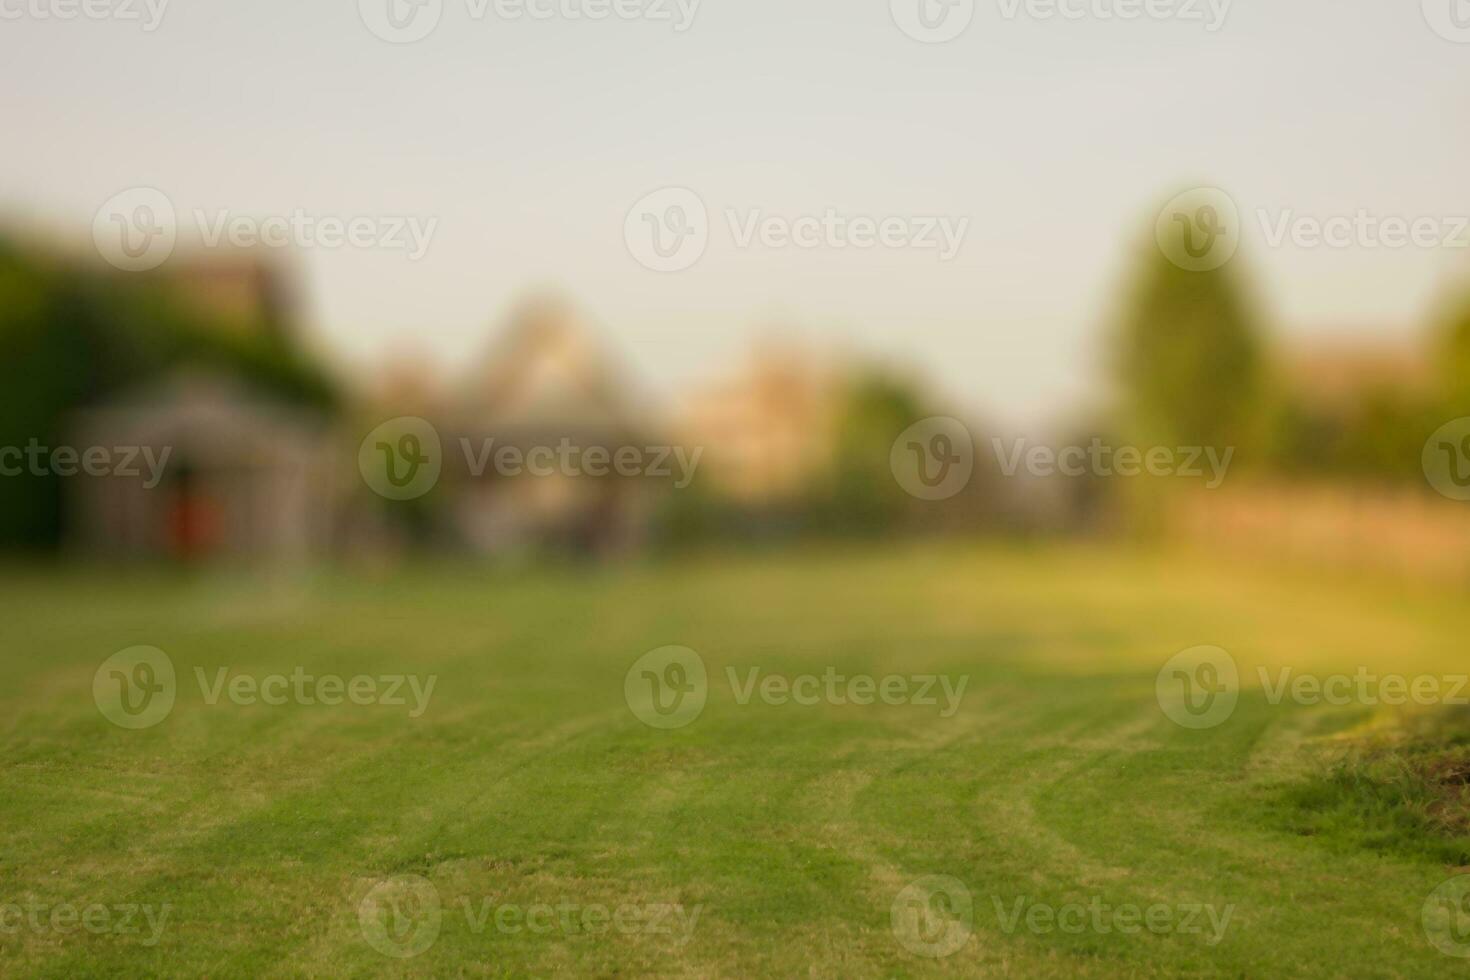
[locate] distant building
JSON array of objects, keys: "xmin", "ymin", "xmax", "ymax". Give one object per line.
[
  {"xmin": 148, "ymin": 248, "xmax": 302, "ymax": 339},
  {"xmin": 443, "ymin": 297, "xmax": 660, "ymax": 557},
  {"xmin": 678, "ymin": 344, "xmax": 839, "ymax": 504},
  {"xmin": 68, "ymin": 373, "xmax": 337, "ymax": 563},
  {"xmin": 1283, "ymin": 336, "xmax": 1429, "ymax": 409},
  {"xmin": 1165, "ymin": 331, "xmax": 1469, "ymax": 580}
]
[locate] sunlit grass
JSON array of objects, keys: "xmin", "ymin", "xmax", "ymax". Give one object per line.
[{"xmin": 0, "ymin": 542, "xmax": 1465, "ymax": 976}]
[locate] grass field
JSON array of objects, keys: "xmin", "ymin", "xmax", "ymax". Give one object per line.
[{"xmin": 2, "ymin": 543, "xmax": 1468, "ymax": 977}]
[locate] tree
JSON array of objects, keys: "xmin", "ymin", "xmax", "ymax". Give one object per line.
[
  {"xmin": 0, "ymin": 235, "xmax": 336, "ymax": 550},
  {"xmin": 817, "ymin": 371, "xmax": 927, "ymax": 534},
  {"xmin": 1112, "ymin": 214, "xmax": 1266, "ymax": 453},
  {"xmin": 1432, "ymin": 283, "xmax": 1470, "ymax": 415}
]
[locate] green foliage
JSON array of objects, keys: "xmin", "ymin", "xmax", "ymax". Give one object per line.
[
  {"xmin": 816, "ymin": 372, "xmax": 928, "ymax": 535},
  {"xmin": 1262, "ymin": 385, "xmax": 1438, "ymax": 483},
  {"xmin": 657, "ymin": 370, "xmax": 948, "ymax": 545},
  {"xmin": 2, "ymin": 546, "xmax": 1468, "ymax": 974},
  {"xmin": 1280, "ymin": 710, "xmax": 1470, "ymax": 866},
  {"xmin": 1253, "ymin": 284, "xmax": 1470, "ymax": 484},
  {"xmin": 1109, "ymin": 205, "xmax": 1466, "ymax": 487},
  {"xmin": 1433, "ymin": 284, "xmax": 1470, "ymax": 415},
  {"xmin": 1112, "ymin": 225, "xmax": 1265, "ymax": 452},
  {"xmin": 0, "ymin": 236, "xmax": 336, "ymax": 550}
]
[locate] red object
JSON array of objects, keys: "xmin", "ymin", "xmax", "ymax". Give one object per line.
[{"xmin": 168, "ymin": 489, "xmax": 222, "ymax": 559}]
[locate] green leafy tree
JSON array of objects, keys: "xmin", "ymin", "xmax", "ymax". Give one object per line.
[
  {"xmin": 1112, "ymin": 217, "xmax": 1266, "ymax": 454},
  {"xmin": 817, "ymin": 372, "xmax": 926, "ymax": 534},
  {"xmin": 1433, "ymin": 284, "xmax": 1470, "ymax": 415},
  {"xmin": 0, "ymin": 235, "xmax": 336, "ymax": 550}
]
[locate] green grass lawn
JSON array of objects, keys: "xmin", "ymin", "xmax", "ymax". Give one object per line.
[{"xmin": 2, "ymin": 543, "xmax": 1468, "ymax": 977}]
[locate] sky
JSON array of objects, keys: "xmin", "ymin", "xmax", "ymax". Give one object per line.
[{"xmin": 2, "ymin": 0, "xmax": 1467, "ymax": 427}]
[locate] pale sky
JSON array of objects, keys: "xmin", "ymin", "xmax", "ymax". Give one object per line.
[{"xmin": 2, "ymin": 0, "xmax": 1467, "ymax": 426}]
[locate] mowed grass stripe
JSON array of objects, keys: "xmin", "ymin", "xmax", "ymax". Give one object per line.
[{"xmin": 3, "ymin": 546, "xmax": 1469, "ymax": 976}]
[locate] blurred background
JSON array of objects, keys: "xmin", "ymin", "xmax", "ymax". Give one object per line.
[{"xmin": 2, "ymin": 0, "xmax": 1469, "ymax": 578}]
